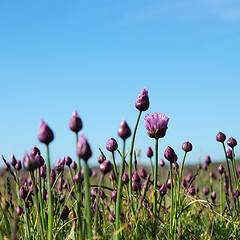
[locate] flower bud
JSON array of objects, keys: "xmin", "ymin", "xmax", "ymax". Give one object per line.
[
  {"xmin": 35, "ymin": 153, "xmax": 44, "ymax": 167},
  {"xmin": 226, "ymin": 149, "xmax": 233, "ymax": 160},
  {"xmin": 108, "ymin": 212, "xmax": 115, "ymax": 223},
  {"xmin": 111, "ymin": 188, "xmax": 117, "ymax": 202},
  {"xmin": 64, "ymin": 156, "xmax": 72, "ymax": 167},
  {"xmin": 98, "ymin": 155, "xmax": 105, "ymax": 164},
  {"xmin": 203, "ymin": 187, "xmax": 209, "ymax": 195},
  {"xmin": 182, "ymin": 141, "xmax": 192, "ymax": 152},
  {"xmin": 60, "ymin": 205, "xmax": 70, "ymax": 221},
  {"xmin": 23, "ymin": 152, "xmax": 39, "ymax": 171},
  {"xmin": 118, "ymin": 120, "xmax": 131, "ymax": 140},
  {"xmin": 69, "ymin": 110, "xmax": 83, "ymax": 133},
  {"xmin": 164, "ymin": 146, "xmax": 175, "ymax": 163},
  {"xmin": 216, "ymin": 132, "xmax": 226, "ymax": 143},
  {"xmin": 205, "ymin": 155, "xmax": 211, "ymax": 165},
  {"xmin": 210, "ymin": 192, "xmax": 216, "ymax": 201},
  {"xmin": 16, "ymin": 205, "xmax": 23, "ymax": 216},
  {"xmin": 160, "ymin": 158, "xmax": 165, "ymax": 167},
  {"xmin": 189, "ymin": 185, "xmax": 195, "ymax": 195},
  {"xmin": 159, "ymin": 184, "xmax": 167, "ymax": 197},
  {"xmin": 135, "ymin": 88, "xmax": 150, "ymax": 111},
  {"xmin": 38, "ymin": 120, "xmax": 54, "ymax": 145},
  {"xmin": 77, "ymin": 134, "xmax": 92, "ymax": 161},
  {"xmin": 122, "ymin": 172, "xmax": 129, "ymax": 185},
  {"xmin": 147, "ymin": 146, "xmax": 153, "ymax": 158},
  {"xmin": 30, "ymin": 146, "xmax": 41, "ymax": 158},
  {"xmin": 132, "ymin": 180, "xmax": 140, "ymax": 192},
  {"xmin": 166, "ymin": 179, "xmax": 171, "ymax": 189},
  {"xmin": 40, "ymin": 164, "xmax": 46, "ymax": 178},
  {"xmin": 227, "ymin": 137, "xmax": 237, "ymax": 148},
  {"xmin": 15, "ymin": 160, "xmax": 22, "ymax": 171},
  {"xmin": 10, "ymin": 154, "xmax": 17, "ymax": 167},
  {"xmin": 100, "ymin": 160, "xmax": 112, "ymax": 175},
  {"xmin": 181, "ymin": 178, "xmax": 187, "ymax": 188},
  {"xmin": 218, "ymin": 164, "xmax": 224, "ymax": 175},
  {"xmin": 202, "ymin": 164, "xmax": 208, "ymax": 171},
  {"xmin": 81, "ymin": 167, "xmax": 92, "ymax": 178},
  {"xmin": 132, "ymin": 172, "xmax": 141, "ymax": 183},
  {"xmin": 186, "ymin": 174, "xmax": 193, "ymax": 183},
  {"xmin": 72, "ymin": 161, "xmax": 77, "ymax": 170},
  {"xmin": 19, "ymin": 185, "xmax": 28, "ymax": 199},
  {"xmin": 140, "ymin": 167, "xmax": 147, "ymax": 179},
  {"xmin": 106, "ymin": 138, "xmax": 118, "ymax": 152}
]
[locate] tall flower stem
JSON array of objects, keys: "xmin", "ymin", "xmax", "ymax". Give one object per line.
[
  {"xmin": 30, "ymin": 171, "xmax": 44, "ymax": 240},
  {"xmin": 153, "ymin": 138, "xmax": 158, "ymax": 237},
  {"xmin": 129, "ymin": 111, "xmax": 142, "ymax": 199},
  {"xmin": 75, "ymin": 133, "xmax": 83, "ymax": 240},
  {"xmin": 84, "ymin": 161, "xmax": 92, "ymax": 240},
  {"xmin": 178, "ymin": 152, "xmax": 187, "ymax": 205},
  {"xmin": 169, "ymin": 162, "xmax": 174, "ymax": 237},
  {"xmin": 112, "ymin": 152, "xmax": 118, "ymax": 181},
  {"xmin": 46, "ymin": 144, "xmax": 53, "ymax": 240},
  {"xmin": 115, "ymin": 140, "xmax": 126, "ymax": 240},
  {"xmin": 232, "ymin": 149, "xmax": 240, "ymax": 191},
  {"xmin": 220, "ymin": 174, "xmax": 223, "ymax": 223}
]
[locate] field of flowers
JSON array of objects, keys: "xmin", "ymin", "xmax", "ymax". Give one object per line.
[{"xmin": 0, "ymin": 88, "xmax": 240, "ymax": 239}]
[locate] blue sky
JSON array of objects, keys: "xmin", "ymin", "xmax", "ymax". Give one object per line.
[{"xmin": 0, "ymin": 0, "xmax": 240, "ymax": 168}]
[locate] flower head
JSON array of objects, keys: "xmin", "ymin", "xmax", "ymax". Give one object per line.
[
  {"xmin": 76, "ymin": 134, "xmax": 92, "ymax": 161},
  {"xmin": 118, "ymin": 120, "xmax": 131, "ymax": 140},
  {"xmin": 135, "ymin": 88, "xmax": 150, "ymax": 111},
  {"xmin": 38, "ymin": 120, "xmax": 54, "ymax": 145},
  {"xmin": 216, "ymin": 132, "xmax": 226, "ymax": 143},
  {"xmin": 227, "ymin": 137, "xmax": 237, "ymax": 149},
  {"xmin": 69, "ymin": 110, "xmax": 83, "ymax": 133},
  {"xmin": 106, "ymin": 138, "xmax": 118, "ymax": 152},
  {"xmin": 144, "ymin": 112, "xmax": 169, "ymax": 139},
  {"xmin": 23, "ymin": 152, "xmax": 39, "ymax": 171},
  {"xmin": 182, "ymin": 141, "xmax": 192, "ymax": 152},
  {"xmin": 147, "ymin": 146, "xmax": 153, "ymax": 158}
]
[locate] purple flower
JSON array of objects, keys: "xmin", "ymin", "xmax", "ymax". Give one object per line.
[
  {"xmin": 108, "ymin": 212, "xmax": 115, "ymax": 223},
  {"xmin": 144, "ymin": 112, "xmax": 169, "ymax": 139},
  {"xmin": 16, "ymin": 205, "xmax": 23, "ymax": 216},
  {"xmin": 100, "ymin": 160, "xmax": 112, "ymax": 175},
  {"xmin": 216, "ymin": 132, "xmax": 226, "ymax": 143},
  {"xmin": 64, "ymin": 156, "xmax": 72, "ymax": 167},
  {"xmin": 159, "ymin": 184, "xmax": 167, "ymax": 197},
  {"xmin": 60, "ymin": 205, "xmax": 70, "ymax": 221},
  {"xmin": 30, "ymin": 146, "xmax": 41, "ymax": 158},
  {"xmin": 118, "ymin": 120, "xmax": 131, "ymax": 140},
  {"xmin": 147, "ymin": 146, "xmax": 153, "ymax": 158},
  {"xmin": 106, "ymin": 138, "xmax": 118, "ymax": 152},
  {"xmin": 122, "ymin": 172, "xmax": 129, "ymax": 185},
  {"xmin": 38, "ymin": 120, "xmax": 54, "ymax": 145},
  {"xmin": 111, "ymin": 188, "xmax": 117, "ymax": 202},
  {"xmin": 23, "ymin": 152, "xmax": 39, "ymax": 171},
  {"xmin": 205, "ymin": 155, "xmax": 211, "ymax": 165},
  {"xmin": 227, "ymin": 137, "xmax": 237, "ymax": 149},
  {"xmin": 203, "ymin": 187, "xmax": 209, "ymax": 196},
  {"xmin": 210, "ymin": 192, "xmax": 216, "ymax": 201},
  {"xmin": 160, "ymin": 158, "xmax": 165, "ymax": 167},
  {"xmin": 76, "ymin": 134, "xmax": 92, "ymax": 161},
  {"xmin": 35, "ymin": 152, "xmax": 44, "ymax": 167},
  {"xmin": 72, "ymin": 161, "xmax": 77, "ymax": 170},
  {"xmin": 135, "ymin": 88, "xmax": 150, "ymax": 111},
  {"xmin": 98, "ymin": 155, "xmax": 105, "ymax": 164},
  {"xmin": 218, "ymin": 164, "xmax": 224, "ymax": 175},
  {"xmin": 182, "ymin": 141, "xmax": 192, "ymax": 152},
  {"xmin": 69, "ymin": 110, "xmax": 83, "ymax": 133},
  {"xmin": 15, "ymin": 160, "xmax": 22, "ymax": 171},
  {"xmin": 132, "ymin": 172, "xmax": 141, "ymax": 183},
  {"xmin": 226, "ymin": 149, "xmax": 233, "ymax": 160},
  {"xmin": 10, "ymin": 154, "xmax": 17, "ymax": 167},
  {"xmin": 164, "ymin": 146, "xmax": 176, "ymax": 163},
  {"xmin": 140, "ymin": 167, "xmax": 147, "ymax": 179}
]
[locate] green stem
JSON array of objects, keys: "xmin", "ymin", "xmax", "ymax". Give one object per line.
[
  {"xmin": 84, "ymin": 161, "xmax": 92, "ymax": 240},
  {"xmin": 178, "ymin": 152, "xmax": 187, "ymax": 206},
  {"xmin": 153, "ymin": 138, "xmax": 158, "ymax": 237},
  {"xmin": 170, "ymin": 162, "xmax": 174, "ymax": 237},
  {"xmin": 220, "ymin": 174, "xmax": 223, "ymax": 223},
  {"xmin": 232, "ymin": 149, "xmax": 240, "ymax": 191},
  {"xmin": 46, "ymin": 144, "xmax": 53, "ymax": 240},
  {"xmin": 129, "ymin": 111, "xmax": 142, "ymax": 199},
  {"xmin": 115, "ymin": 140, "xmax": 126, "ymax": 240},
  {"xmin": 30, "ymin": 171, "xmax": 44, "ymax": 240},
  {"xmin": 112, "ymin": 152, "xmax": 118, "ymax": 181}
]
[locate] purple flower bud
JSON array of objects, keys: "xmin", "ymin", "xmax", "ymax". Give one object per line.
[
  {"xmin": 64, "ymin": 156, "xmax": 72, "ymax": 167},
  {"xmin": 40, "ymin": 164, "xmax": 46, "ymax": 178},
  {"xmin": 111, "ymin": 188, "xmax": 117, "ymax": 202},
  {"xmin": 77, "ymin": 134, "xmax": 92, "ymax": 161},
  {"xmin": 15, "ymin": 160, "xmax": 22, "ymax": 171},
  {"xmin": 106, "ymin": 138, "xmax": 118, "ymax": 152},
  {"xmin": 92, "ymin": 170, "xmax": 97, "ymax": 177},
  {"xmin": 19, "ymin": 185, "xmax": 28, "ymax": 199},
  {"xmin": 172, "ymin": 162, "xmax": 179, "ymax": 170},
  {"xmin": 210, "ymin": 171, "xmax": 216, "ymax": 180},
  {"xmin": 159, "ymin": 184, "xmax": 167, "ymax": 197},
  {"xmin": 30, "ymin": 146, "xmax": 41, "ymax": 158},
  {"xmin": 19, "ymin": 176, "xmax": 26, "ymax": 184},
  {"xmin": 181, "ymin": 178, "xmax": 187, "ymax": 188},
  {"xmin": 132, "ymin": 172, "xmax": 141, "ymax": 183},
  {"xmin": 73, "ymin": 171, "xmax": 80, "ymax": 183},
  {"xmin": 182, "ymin": 141, "xmax": 193, "ymax": 152},
  {"xmin": 195, "ymin": 186, "xmax": 199, "ymax": 193},
  {"xmin": 216, "ymin": 132, "xmax": 226, "ymax": 143},
  {"xmin": 35, "ymin": 153, "xmax": 44, "ymax": 167},
  {"xmin": 210, "ymin": 192, "xmax": 216, "ymax": 201},
  {"xmin": 55, "ymin": 158, "xmax": 65, "ymax": 173},
  {"xmin": 69, "ymin": 110, "xmax": 83, "ymax": 133},
  {"xmin": 235, "ymin": 189, "xmax": 240, "ymax": 198},
  {"xmin": 218, "ymin": 164, "xmax": 224, "ymax": 175},
  {"xmin": 144, "ymin": 112, "xmax": 169, "ymax": 139},
  {"xmin": 189, "ymin": 185, "xmax": 195, "ymax": 195},
  {"xmin": 226, "ymin": 149, "xmax": 233, "ymax": 160},
  {"xmin": 60, "ymin": 205, "xmax": 70, "ymax": 221},
  {"xmin": 135, "ymin": 88, "xmax": 150, "ymax": 111},
  {"xmin": 10, "ymin": 154, "xmax": 17, "ymax": 167},
  {"xmin": 122, "ymin": 172, "xmax": 129, "ymax": 185},
  {"xmin": 81, "ymin": 167, "xmax": 92, "ymax": 178},
  {"xmin": 50, "ymin": 169, "xmax": 56, "ymax": 185},
  {"xmin": 202, "ymin": 164, "xmax": 208, "ymax": 171},
  {"xmin": 38, "ymin": 120, "xmax": 54, "ymax": 145},
  {"xmin": 118, "ymin": 120, "xmax": 131, "ymax": 140},
  {"xmin": 203, "ymin": 187, "xmax": 209, "ymax": 196},
  {"xmin": 205, "ymin": 155, "xmax": 211, "ymax": 165},
  {"xmin": 23, "ymin": 152, "xmax": 39, "ymax": 171},
  {"xmin": 98, "ymin": 155, "xmax": 105, "ymax": 164},
  {"xmin": 132, "ymin": 180, "xmax": 140, "ymax": 192},
  {"xmin": 100, "ymin": 160, "xmax": 112, "ymax": 175},
  {"xmin": 227, "ymin": 137, "xmax": 237, "ymax": 149},
  {"xmin": 27, "ymin": 177, "xmax": 32, "ymax": 186},
  {"xmin": 166, "ymin": 179, "xmax": 171, "ymax": 189},
  {"xmin": 160, "ymin": 158, "xmax": 165, "ymax": 167},
  {"xmin": 186, "ymin": 174, "xmax": 193, "ymax": 183},
  {"xmin": 108, "ymin": 212, "xmax": 115, "ymax": 223},
  {"xmin": 147, "ymin": 146, "xmax": 153, "ymax": 158},
  {"xmin": 4, "ymin": 162, "xmax": 10, "ymax": 172},
  {"xmin": 100, "ymin": 190, "xmax": 106, "ymax": 199},
  {"xmin": 16, "ymin": 205, "xmax": 23, "ymax": 215},
  {"xmin": 164, "ymin": 146, "xmax": 175, "ymax": 163},
  {"xmin": 140, "ymin": 167, "xmax": 147, "ymax": 179},
  {"xmin": 72, "ymin": 161, "xmax": 77, "ymax": 170}
]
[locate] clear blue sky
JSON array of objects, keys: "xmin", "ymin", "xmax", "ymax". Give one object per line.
[{"xmin": 0, "ymin": 0, "xmax": 240, "ymax": 168}]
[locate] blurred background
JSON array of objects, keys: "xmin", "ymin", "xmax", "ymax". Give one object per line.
[{"xmin": 0, "ymin": 0, "xmax": 240, "ymax": 167}]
